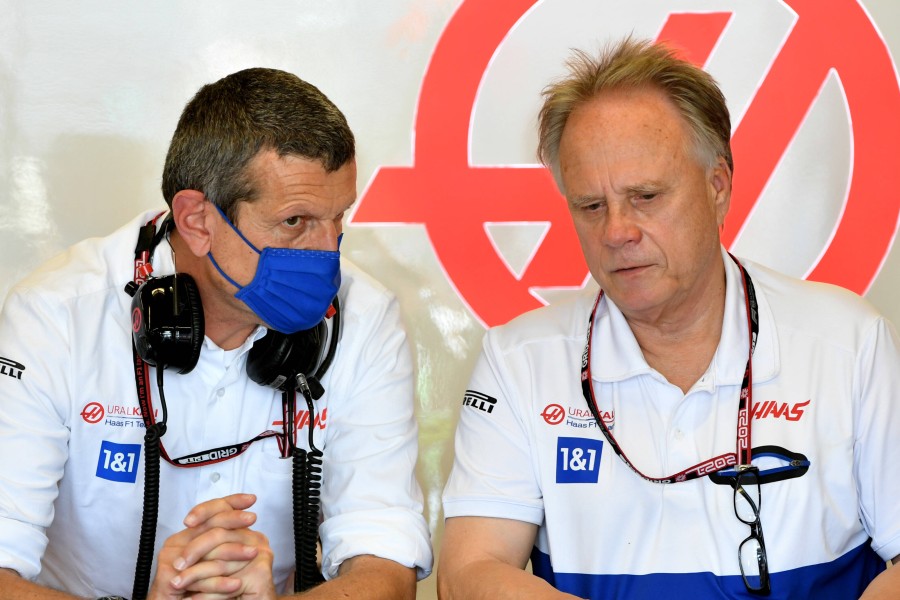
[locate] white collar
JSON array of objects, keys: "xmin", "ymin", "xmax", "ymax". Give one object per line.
[{"xmin": 591, "ymin": 246, "xmax": 779, "ymax": 386}]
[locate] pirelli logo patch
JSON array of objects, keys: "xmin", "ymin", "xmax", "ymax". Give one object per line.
[
  {"xmin": 462, "ymin": 390, "xmax": 497, "ymax": 414},
  {"xmin": 0, "ymin": 356, "xmax": 24, "ymax": 381}
]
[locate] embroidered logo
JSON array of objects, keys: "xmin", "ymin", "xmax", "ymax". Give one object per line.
[
  {"xmin": 272, "ymin": 407, "xmax": 327, "ymax": 430},
  {"xmin": 462, "ymin": 390, "xmax": 497, "ymax": 414},
  {"xmin": 751, "ymin": 399, "xmax": 811, "ymax": 422},
  {"xmin": 83, "ymin": 402, "xmax": 156, "ymax": 428},
  {"xmin": 566, "ymin": 406, "xmax": 615, "ymax": 430},
  {"xmin": 0, "ymin": 356, "xmax": 25, "ymax": 381},
  {"xmin": 96, "ymin": 440, "xmax": 141, "ymax": 483},
  {"xmin": 541, "ymin": 404, "xmax": 565, "ymax": 425},
  {"xmin": 542, "ymin": 404, "xmax": 615, "ymax": 430},
  {"xmin": 556, "ymin": 436, "xmax": 603, "ymax": 484},
  {"xmin": 81, "ymin": 402, "xmax": 104, "ymax": 424}
]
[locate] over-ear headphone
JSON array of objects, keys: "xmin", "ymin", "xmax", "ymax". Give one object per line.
[
  {"xmin": 246, "ymin": 297, "xmax": 340, "ymax": 398},
  {"xmin": 126, "ymin": 273, "xmax": 204, "ymax": 374}
]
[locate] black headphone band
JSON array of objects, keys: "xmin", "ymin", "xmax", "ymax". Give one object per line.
[{"xmin": 133, "ymin": 213, "xmax": 174, "ymax": 260}]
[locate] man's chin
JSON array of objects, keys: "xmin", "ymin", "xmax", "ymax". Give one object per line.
[{"xmin": 602, "ymin": 283, "xmax": 663, "ymax": 319}]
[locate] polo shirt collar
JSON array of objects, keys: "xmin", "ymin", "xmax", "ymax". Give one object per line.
[
  {"xmin": 590, "ymin": 246, "xmax": 779, "ymax": 385},
  {"xmin": 712, "ymin": 248, "xmax": 778, "ymax": 385}
]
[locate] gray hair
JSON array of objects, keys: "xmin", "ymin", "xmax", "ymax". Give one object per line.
[{"xmin": 162, "ymin": 68, "xmax": 355, "ymax": 221}]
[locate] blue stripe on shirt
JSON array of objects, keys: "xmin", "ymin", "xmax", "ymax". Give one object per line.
[{"xmin": 530, "ymin": 542, "xmax": 886, "ymax": 599}]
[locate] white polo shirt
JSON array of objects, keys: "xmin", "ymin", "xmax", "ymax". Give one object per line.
[
  {"xmin": 443, "ymin": 248, "xmax": 900, "ymax": 599},
  {"xmin": 0, "ymin": 210, "xmax": 433, "ymax": 596}
]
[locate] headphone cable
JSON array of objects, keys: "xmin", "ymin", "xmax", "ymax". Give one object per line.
[
  {"xmin": 293, "ymin": 377, "xmax": 325, "ymax": 593},
  {"xmin": 132, "ymin": 364, "xmax": 168, "ymax": 600}
]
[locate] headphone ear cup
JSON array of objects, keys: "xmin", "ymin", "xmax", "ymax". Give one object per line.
[
  {"xmin": 129, "ymin": 274, "xmax": 204, "ymax": 374},
  {"xmin": 247, "ymin": 329, "xmax": 296, "ymax": 389},
  {"xmin": 178, "ymin": 274, "xmax": 204, "ymax": 374},
  {"xmin": 247, "ymin": 321, "xmax": 327, "ymax": 391}
]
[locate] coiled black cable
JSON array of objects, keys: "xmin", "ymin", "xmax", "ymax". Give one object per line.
[
  {"xmin": 133, "ymin": 366, "xmax": 169, "ymax": 600},
  {"xmin": 291, "ymin": 296, "xmax": 338, "ymax": 590},
  {"xmin": 292, "ymin": 446, "xmax": 324, "ymax": 592},
  {"xmin": 293, "ymin": 383, "xmax": 325, "ymax": 593}
]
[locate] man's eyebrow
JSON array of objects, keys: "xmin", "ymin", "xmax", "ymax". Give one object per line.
[
  {"xmin": 624, "ymin": 180, "xmax": 665, "ymax": 195},
  {"xmin": 568, "ymin": 194, "xmax": 605, "ymax": 207}
]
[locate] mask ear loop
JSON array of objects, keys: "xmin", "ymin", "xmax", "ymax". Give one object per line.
[
  {"xmin": 206, "ymin": 203, "xmax": 262, "ymax": 293},
  {"xmin": 211, "ymin": 202, "xmax": 264, "ymax": 252}
]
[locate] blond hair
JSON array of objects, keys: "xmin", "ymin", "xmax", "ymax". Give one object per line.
[{"xmin": 538, "ymin": 37, "xmax": 732, "ymax": 188}]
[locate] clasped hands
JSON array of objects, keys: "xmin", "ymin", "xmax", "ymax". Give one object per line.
[{"xmin": 148, "ymin": 493, "xmax": 278, "ymax": 600}]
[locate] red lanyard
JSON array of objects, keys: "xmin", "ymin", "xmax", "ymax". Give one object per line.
[
  {"xmin": 130, "ymin": 214, "xmax": 295, "ymax": 468},
  {"xmin": 579, "ymin": 254, "xmax": 759, "ymax": 483}
]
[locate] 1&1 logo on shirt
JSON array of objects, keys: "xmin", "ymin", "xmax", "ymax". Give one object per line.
[
  {"xmin": 96, "ymin": 440, "xmax": 141, "ymax": 483},
  {"xmin": 556, "ymin": 437, "xmax": 603, "ymax": 484}
]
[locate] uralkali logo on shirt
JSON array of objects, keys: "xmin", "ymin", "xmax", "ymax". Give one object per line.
[
  {"xmin": 542, "ymin": 403, "xmax": 614, "ymax": 430},
  {"xmin": 80, "ymin": 401, "xmax": 158, "ymax": 428},
  {"xmin": 568, "ymin": 406, "xmax": 615, "ymax": 430}
]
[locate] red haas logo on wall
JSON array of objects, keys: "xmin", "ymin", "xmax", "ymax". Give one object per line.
[{"xmin": 351, "ymin": 0, "xmax": 900, "ymax": 328}]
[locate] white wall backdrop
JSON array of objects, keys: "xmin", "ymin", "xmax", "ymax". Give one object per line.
[{"xmin": 1, "ymin": 1, "xmax": 898, "ymax": 597}]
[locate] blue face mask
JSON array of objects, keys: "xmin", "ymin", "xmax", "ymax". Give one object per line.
[{"xmin": 207, "ymin": 204, "xmax": 341, "ymax": 334}]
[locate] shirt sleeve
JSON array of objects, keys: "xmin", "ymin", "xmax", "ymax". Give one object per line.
[
  {"xmin": 317, "ymin": 285, "xmax": 433, "ymax": 580},
  {"xmin": 0, "ymin": 286, "xmax": 72, "ymax": 579},
  {"xmin": 441, "ymin": 329, "xmax": 544, "ymax": 526},
  {"xmin": 853, "ymin": 316, "xmax": 900, "ymax": 561}
]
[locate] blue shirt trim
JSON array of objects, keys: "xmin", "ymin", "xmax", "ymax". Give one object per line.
[{"xmin": 530, "ymin": 542, "xmax": 886, "ymax": 599}]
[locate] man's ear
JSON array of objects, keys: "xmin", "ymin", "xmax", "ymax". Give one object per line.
[
  {"xmin": 171, "ymin": 190, "xmax": 213, "ymax": 257},
  {"xmin": 710, "ymin": 157, "xmax": 732, "ymax": 228}
]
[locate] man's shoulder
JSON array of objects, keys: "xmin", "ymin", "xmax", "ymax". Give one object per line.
[
  {"xmin": 745, "ymin": 259, "xmax": 884, "ymax": 335},
  {"xmin": 748, "ymin": 260, "xmax": 877, "ymax": 312}
]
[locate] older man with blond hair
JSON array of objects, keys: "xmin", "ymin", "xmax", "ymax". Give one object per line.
[{"xmin": 439, "ymin": 37, "xmax": 900, "ymax": 599}]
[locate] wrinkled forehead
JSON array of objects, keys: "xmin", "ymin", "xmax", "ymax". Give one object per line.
[{"xmin": 559, "ymin": 88, "xmax": 696, "ymax": 173}]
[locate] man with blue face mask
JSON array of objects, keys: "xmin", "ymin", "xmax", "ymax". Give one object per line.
[
  {"xmin": 0, "ymin": 68, "xmax": 432, "ymax": 599},
  {"xmin": 206, "ymin": 201, "xmax": 341, "ymax": 335}
]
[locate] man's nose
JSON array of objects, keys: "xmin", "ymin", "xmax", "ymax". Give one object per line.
[
  {"xmin": 306, "ymin": 219, "xmax": 341, "ymax": 251},
  {"xmin": 602, "ymin": 204, "xmax": 642, "ymax": 248}
]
